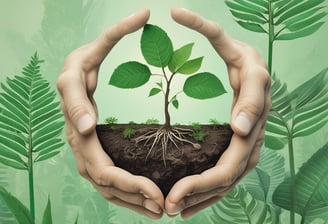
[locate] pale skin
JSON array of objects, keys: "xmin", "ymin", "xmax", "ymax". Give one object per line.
[{"xmin": 57, "ymin": 7, "xmax": 271, "ymax": 219}]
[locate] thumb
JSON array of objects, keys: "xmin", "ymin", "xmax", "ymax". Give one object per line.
[
  {"xmin": 231, "ymin": 66, "xmax": 270, "ymax": 136},
  {"xmin": 57, "ymin": 69, "xmax": 97, "ymax": 135}
]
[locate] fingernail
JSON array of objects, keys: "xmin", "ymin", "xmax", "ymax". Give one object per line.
[
  {"xmin": 235, "ymin": 112, "xmax": 251, "ymax": 134},
  {"xmin": 144, "ymin": 199, "xmax": 162, "ymax": 214},
  {"xmin": 77, "ymin": 114, "xmax": 94, "ymax": 134}
]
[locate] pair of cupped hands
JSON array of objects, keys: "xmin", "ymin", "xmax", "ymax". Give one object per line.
[{"xmin": 57, "ymin": 7, "xmax": 271, "ymax": 219}]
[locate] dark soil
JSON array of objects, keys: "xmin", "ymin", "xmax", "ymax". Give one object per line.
[{"xmin": 96, "ymin": 124, "xmax": 233, "ymax": 197}]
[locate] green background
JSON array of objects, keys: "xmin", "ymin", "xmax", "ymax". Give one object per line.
[{"xmin": 1, "ymin": 0, "xmax": 327, "ymax": 223}]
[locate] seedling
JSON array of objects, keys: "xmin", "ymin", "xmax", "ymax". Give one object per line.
[
  {"xmin": 123, "ymin": 127, "xmax": 135, "ymax": 139},
  {"xmin": 145, "ymin": 118, "xmax": 160, "ymax": 125},
  {"xmin": 209, "ymin": 118, "xmax": 220, "ymax": 128},
  {"xmin": 104, "ymin": 116, "xmax": 118, "ymax": 125},
  {"xmin": 109, "ymin": 24, "xmax": 226, "ymax": 161}
]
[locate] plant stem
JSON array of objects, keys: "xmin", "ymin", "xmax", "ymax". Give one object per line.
[
  {"xmin": 268, "ymin": 0, "xmax": 274, "ymax": 76},
  {"xmin": 288, "ymin": 133, "xmax": 296, "ymax": 224},
  {"xmin": 163, "ymin": 68, "xmax": 171, "ymax": 128},
  {"xmin": 28, "ymin": 133, "xmax": 35, "ymax": 221}
]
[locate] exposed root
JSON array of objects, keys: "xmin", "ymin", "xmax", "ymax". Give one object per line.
[{"xmin": 134, "ymin": 127, "xmax": 201, "ymax": 167}]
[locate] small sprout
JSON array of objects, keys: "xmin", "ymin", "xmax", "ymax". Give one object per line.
[
  {"xmin": 123, "ymin": 127, "xmax": 135, "ymax": 139},
  {"xmin": 209, "ymin": 118, "xmax": 220, "ymax": 128},
  {"xmin": 128, "ymin": 121, "xmax": 137, "ymax": 126},
  {"xmin": 193, "ymin": 131, "xmax": 206, "ymax": 142},
  {"xmin": 104, "ymin": 116, "xmax": 118, "ymax": 125},
  {"xmin": 191, "ymin": 122, "xmax": 206, "ymax": 142},
  {"xmin": 145, "ymin": 118, "xmax": 160, "ymax": 125},
  {"xmin": 191, "ymin": 122, "xmax": 202, "ymax": 132}
]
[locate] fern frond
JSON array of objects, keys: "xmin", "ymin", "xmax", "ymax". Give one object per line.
[
  {"xmin": 225, "ymin": 0, "xmax": 328, "ymax": 40},
  {"xmin": 0, "ymin": 53, "xmax": 64, "ymax": 169}
]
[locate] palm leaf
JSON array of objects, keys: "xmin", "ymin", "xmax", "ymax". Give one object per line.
[
  {"xmin": 290, "ymin": 68, "xmax": 328, "ymax": 138},
  {"xmin": 209, "ymin": 186, "xmax": 280, "ymax": 223},
  {"xmin": 0, "ymin": 53, "xmax": 64, "ymax": 169},
  {"xmin": 225, "ymin": 0, "xmax": 328, "ymax": 41},
  {"xmin": 241, "ymin": 148, "xmax": 285, "ymax": 208},
  {"xmin": 265, "ymin": 69, "xmax": 328, "ymax": 149},
  {"xmin": 0, "ymin": 186, "xmax": 34, "ymax": 224},
  {"xmin": 265, "ymin": 74, "xmax": 291, "ymax": 149},
  {"xmin": 273, "ymin": 143, "xmax": 328, "ymax": 223}
]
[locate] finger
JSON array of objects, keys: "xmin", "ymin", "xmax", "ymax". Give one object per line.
[
  {"xmin": 110, "ymin": 197, "xmax": 163, "ymax": 219},
  {"xmin": 231, "ymin": 65, "xmax": 270, "ymax": 135},
  {"xmin": 171, "ymin": 7, "xmax": 241, "ymax": 64},
  {"xmin": 166, "ymin": 120, "xmax": 263, "ymax": 211},
  {"xmin": 166, "ymin": 186, "xmax": 229, "ymax": 216},
  {"xmin": 86, "ymin": 8, "xmax": 150, "ymax": 66},
  {"xmin": 86, "ymin": 164, "xmax": 164, "ymax": 208},
  {"xmin": 94, "ymin": 184, "xmax": 162, "ymax": 215},
  {"xmin": 57, "ymin": 69, "xmax": 97, "ymax": 135}
]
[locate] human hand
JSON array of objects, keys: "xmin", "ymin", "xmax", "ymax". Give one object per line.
[
  {"xmin": 165, "ymin": 8, "xmax": 271, "ymax": 218},
  {"xmin": 57, "ymin": 9, "xmax": 164, "ymax": 219}
]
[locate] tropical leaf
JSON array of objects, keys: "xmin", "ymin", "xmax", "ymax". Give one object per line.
[
  {"xmin": 273, "ymin": 143, "xmax": 328, "ymax": 223},
  {"xmin": 265, "ymin": 74, "xmax": 291, "ymax": 149},
  {"xmin": 290, "ymin": 68, "xmax": 328, "ymax": 138},
  {"xmin": 0, "ymin": 53, "xmax": 64, "ymax": 169},
  {"xmin": 241, "ymin": 148, "xmax": 285, "ymax": 208},
  {"xmin": 42, "ymin": 197, "xmax": 53, "ymax": 224},
  {"xmin": 225, "ymin": 0, "xmax": 327, "ymax": 41},
  {"xmin": 141, "ymin": 24, "xmax": 173, "ymax": 67},
  {"xmin": 265, "ymin": 69, "xmax": 328, "ymax": 149},
  {"xmin": 209, "ymin": 186, "xmax": 280, "ymax": 223},
  {"xmin": 0, "ymin": 186, "xmax": 34, "ymax": 224}
]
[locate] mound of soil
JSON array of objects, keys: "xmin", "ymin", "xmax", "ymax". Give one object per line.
[{"xmin": 96, "ymin": 124, "xmax": 233, "ymax": 197}]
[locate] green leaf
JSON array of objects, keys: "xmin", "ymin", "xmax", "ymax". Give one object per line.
[
  {"xmin": 275, "ymin": 0, "xmax": 326, "ymax": 25},
  {"xmin": 141, "ymin": 24, "xmax": 173, "ymax": 67},
  {"xmin": 0, "ymin": 53, "xmax": 64, "ymax": 168},
  {"xmin": 42, "ymin": 197, "xmax": 53, "ymax": 224},
  {"xmin": 276, "ymin": 22, "xmax": 325, "ymax": 40},
  {"xmin": 0, "ymin": 156, "xmax": 27, "ymax": 170},
  {"xmin": 286, "ymin": 11, "xmax": 327, "ymax": 32},
  {"xmin": 168, "ymin": 43, "xmax": 194, "ymax": 73},
  {"xmin": 225, "ymin": 0, "xmax": 266, "ymax": 19},
  {"xmin": 35, "ymin": 151, "xmax": 61, "ymax": 163},
  {"xmin": 0, "ymin": 186, "xmax": 34, "ymax": 224},
  {"xmin": 230, "ymin": 10, "xmax": 267, "ymax": 24},
  {"xmin": 273, "ymin": 143, "xmax": 328, "ymax": 223},
  {"xmin": 183, "ymin": 72, "xmax": 226, "ymax": 99},
  {"xmin": 242, "ymin": 148, "xmax": 285, "ymax": 206},
  {"xmin": 177, "ymin": 57, "xmax": 204, "ymax": 75},
  {"xmin": 210, "ymin": 187, "xmax": 279, "ymax": 223},
  {"xmin": 172, "ymin": 97, "xmax": 179, "ymax": 109},
  {"xmin": 148, "ymin": 88, "xmax": 161, "ymax": 97},
  {"xmin": 291, "ymin": 68, "xmax": 328, "ymax": 137},
  {"xmin": 266, "ymin": 74, "xmax": 292, "ymax": 139},
  {"xmin": 228, "ymin": 0, "xmax": 267, "ymax": 14},
  {"xmin": 109, "ymin": 61, "xmax": 151, "ymax": 88},
  {"xmin": 237, "ymin": 21, "xmax": 267, "ymax": 33},
  {"xmin": 264, "ymin": 135, "xmax": 287, "ymax": 150}
]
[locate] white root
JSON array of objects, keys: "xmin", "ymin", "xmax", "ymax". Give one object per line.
[{"xmin": 134, "ymin": 127, "xmax": 201, "ymax": 166}]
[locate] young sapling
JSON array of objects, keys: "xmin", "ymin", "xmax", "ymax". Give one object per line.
[{"xmin": 109, "ymin": 24, "xmax": 226, "ymax": 161}]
